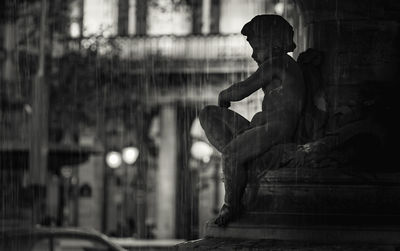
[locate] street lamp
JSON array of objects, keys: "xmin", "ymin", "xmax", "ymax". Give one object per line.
[
  {"xmin": 105, "ymin": 146, "xmax": 139, "ymax": 237},
  {"xmin": 106, "ymin": 147, "xmax": 139, "ymax": 168},
  {"xmin": 122, "ymin": 147, "xmax": 140, "ymax": 165},
  {"xmin": 105, "ymin": 151, "xmax": 122, "ymax": 169}
]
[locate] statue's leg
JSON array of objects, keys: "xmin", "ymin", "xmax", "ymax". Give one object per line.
[
  {"xmin": 214, "ymin": 118, "xmax": 297, "ymax": 226},
  {"xmin": 223, "ymin": 115, "xmax": 297, "ymax": 166},
  {"xmin": 199, "ymin": 106, "xmax": 251, "ymax": 226},
  {"xmin": 242, "ymin": 158, "xmax": 262, "ymax": 208},
  {"xmin": 214, "ymin": 153, "xmax": 248, "ymax": 226},
  {"xmin": 199, "ymin": 105, "xmax": 250, "ymax": 152}
]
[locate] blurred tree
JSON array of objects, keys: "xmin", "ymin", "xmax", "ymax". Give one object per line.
[{"xmin": 148, "ymin": 0, "xmax": 204, "ymax": 34}]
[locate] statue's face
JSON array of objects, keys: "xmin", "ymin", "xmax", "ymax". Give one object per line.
[{"xmin": 247, "ymin": 36, "xmax": 272, "ymax": 65}]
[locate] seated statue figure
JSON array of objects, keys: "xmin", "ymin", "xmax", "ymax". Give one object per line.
[{"xmin": 199, "ymin": 15, "xmax": 305, "ymax": 227}]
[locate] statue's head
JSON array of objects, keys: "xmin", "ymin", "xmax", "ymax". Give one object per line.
[{"xmin": 241, "ymin": 15, "xmax": 296, "ymax": 64}]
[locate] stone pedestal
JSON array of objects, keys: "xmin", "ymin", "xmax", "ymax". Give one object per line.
[
  {"xmin": 178, "ymin": 169, "xmax": 400, "ymax": 250},
  {"xmin": 205, "ymin": 168, "xmax": 400, "ymax": 241}
]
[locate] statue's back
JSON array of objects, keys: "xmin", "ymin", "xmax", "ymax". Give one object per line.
[{"xmin": 295, "ymin": 49, "xmax": 328, "ymax": 143}]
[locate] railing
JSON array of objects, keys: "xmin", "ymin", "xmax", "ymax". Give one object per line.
[
  {"xmin": 51, "ymin": 34, "xmax": 258, "ymax": 73},
  {"xmin": 55, "ymin": 34, "xmax": 254, "ymax": 61}
]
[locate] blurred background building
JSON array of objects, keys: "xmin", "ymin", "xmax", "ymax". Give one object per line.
[{"xmin": 0, "ymin": 0, "xmax": 302, "ymax": 240}]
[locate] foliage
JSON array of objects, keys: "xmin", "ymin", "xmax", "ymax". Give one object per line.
[
  {"xmin": 50, "ymin": 38, "xmax": 121, "ymax": 138},
  {"xmin": 149, "ymin": 0, "xmax": 194, "ymax": 13},
  {"xmin": 2, "ymin": 0, "xmax": 158, "ymax": 147}
]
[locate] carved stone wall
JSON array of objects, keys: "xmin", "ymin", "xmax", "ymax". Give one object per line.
[{"xmin": 300, "ymin": 0, "xmax": 399, "ymax": 115}]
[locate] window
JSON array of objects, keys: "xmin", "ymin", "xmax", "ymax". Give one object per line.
[
  {"xmin": 69, "ymin": 0, "xmax": 83, "ymax": 38},
  {"xmin": 83, "ymin": 0, "xmax": 118, "ymax": 37},
  {"xmin": 147, "ymin": 0, "xmax": 192, "ymax": 35}
]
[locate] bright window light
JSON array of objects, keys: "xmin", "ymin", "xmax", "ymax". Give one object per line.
[
  {"xmin": 83, "ymin": 0, "xmax": 118, "ymax": 37},
  {"xmin": 70, "ymin": 22, "xmax": 80, "ymax": 38}
]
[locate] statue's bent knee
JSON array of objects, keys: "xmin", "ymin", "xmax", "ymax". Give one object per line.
[
  {"xmin": 199, "ymin": 105, "xmax": 221, "ymax": 129},
  {"xmin": 200, "ymin": 105, "xmax": 220, "ymax": 119}
]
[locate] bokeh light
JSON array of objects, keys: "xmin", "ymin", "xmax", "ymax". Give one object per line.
[
  {"xmin": 106, "ymin": 151, "xmax": 122, "ymax": 168},
  {"xmin": 122, "ymin": 146, "xmax": 139, "ymax": 165},
  {"xmin": 191, "ymin": 141, "xmax": 213, "ymax": 163}
]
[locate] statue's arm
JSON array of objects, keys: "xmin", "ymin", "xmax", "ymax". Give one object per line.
[{"xmin": 220, "ymin": 61, "xmax": 285, "ymax": 103}]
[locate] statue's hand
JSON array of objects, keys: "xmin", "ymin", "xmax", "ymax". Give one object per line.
[{"xmin": 218, "ymin": 90, "xmax": 231, "ymax": 108}]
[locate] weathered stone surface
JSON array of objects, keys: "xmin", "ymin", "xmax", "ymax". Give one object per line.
[
  {"xmin": 177, "ymin": 237, "xmax": 399, "ymax": 250},
  {"xmin": 204, "ymin": 223, "xmax": 400, "ymax": 244},
  {"xmin": 252, "ymin": 184, "xmax": 400, "ymax": 215}
]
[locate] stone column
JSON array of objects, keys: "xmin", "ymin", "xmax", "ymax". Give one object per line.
[
  {"xmin": 135, "ymin": 0, "xmax": 147, "ymax": 35},
  {"xmin": 30, "ymin": 0, "xmax": 49, "ymax": 185},
  {"xmin": 2, "ymin": 19, "xmax": 17, "ymax": 84},
  {"xmin": 209, "ymin": 0, "xmax": 221, "ymax": 34},
  {"xmin": 299, "ymin": 0, "xmax": 399, "ymax": 119},
  {"xmin": 29, "ymin": 0, "xmax": 50, "ymax": 226},
  {"xmin": 156, "ymin": 104, "xmax": 178, "ymax": 238},
  {"xmin": 118, "ymin": 0, "xmax": 129, "ymax": 35},
  {"xmin": 191, "ymin": 0, "xmax": 203, "ymax": 34}
]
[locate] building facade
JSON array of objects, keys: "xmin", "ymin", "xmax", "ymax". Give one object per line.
[{"xmin": 1, "ymin": 0, "xmax": 301, "ymax": 240}]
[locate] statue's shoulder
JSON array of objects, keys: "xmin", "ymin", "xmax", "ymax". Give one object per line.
[
  {"xmin": 297, "ymin": 48, "xmax": 323, "ymax": 66},
  {"xmin": 258, "ymin": 54, "xmax": 293, "ymax": 70}
]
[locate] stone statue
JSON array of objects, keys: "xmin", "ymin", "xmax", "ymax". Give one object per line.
[
  {"xmin": 199, "ymin": 15, "xmax": 304, "ymax": 226},
  {"xmin": 199, "ymin": 15, "xmax": 392, "ymax": 228}
]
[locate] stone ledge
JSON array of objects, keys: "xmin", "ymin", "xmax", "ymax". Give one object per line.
[
  {"xmin": 204, "ymin": 221, "xmax": 400, "ymax": 245},
  {"xmin": 213, "ymin": 212, "xmax": 400, "ymax": 227},
  {"xmin": 177, "ymin": 237, "xmax": 399, "ymax": 251},
  {"xmin": 251, "ymin": 183, "xmax": 400, "ymax": 214},
  {"xmin": 259, "ymin": 167, "xmax": 400, "ymax": 185}
]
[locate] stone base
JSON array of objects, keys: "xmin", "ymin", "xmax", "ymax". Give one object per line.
[
  {"xmin": 176, "ymin": 217, "xmax": 400, "ymax": 250},
  {"xmin": 178, "ymin": 167, "xmax": 400, "ymax": 250},
  {"xmin": 205, "ymin": 219, "xmax": 400, "ymax": 244},
  {"xmin": 177, "ymin": 171, "xmax": 400, "ymax": 250},
  {"xmin": 177, "ymin": 238, "xmax": 399, "ymax": 250}
]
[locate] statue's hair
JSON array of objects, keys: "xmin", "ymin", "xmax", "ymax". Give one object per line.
[{"xmin": 241, "ymin": 15, "xmax": 296, "ymax": 53}]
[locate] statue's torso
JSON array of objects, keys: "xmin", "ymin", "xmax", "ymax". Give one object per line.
[{"xmin": 251, "ymin": 55, "xmax": 305, "ymax": 128}]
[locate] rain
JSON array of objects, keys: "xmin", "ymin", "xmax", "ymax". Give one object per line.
[{"xmin": 1, "ymin": 0, "xmax": 399, "ymax": 250}]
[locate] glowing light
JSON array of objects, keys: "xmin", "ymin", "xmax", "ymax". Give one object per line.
[
  {"xmin": 202, "ymin": 156, "xmax": 211, "ymax": 163},
  {"xmin": 70, "ymin": 22, "xmax": 80, "ymax": 38},
  {"xmin": 191, "ymin": 141, "xmax": 213, "ymax": 162},
  {"xmin": 24, "ymin": 104, "xmax": 32, "ymax": 114},
  {"xmin": 122, "ymin": 147, "xmax": 139, "ymax": 165},
  {"xmin": 274, "ymin": 2, "xmax": 285, "ymax": 15},
  {"xmin": 106, "ymin": 151, "xmax": 122, "ymax": 168}
]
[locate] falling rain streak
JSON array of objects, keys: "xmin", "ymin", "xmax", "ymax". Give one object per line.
[{"xmin": 1, "ymin": 0, "xmax": 399, "ymax": 250}]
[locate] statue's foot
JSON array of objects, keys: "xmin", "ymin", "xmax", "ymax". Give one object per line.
[{"xmin": 214, "ymin": 204, "xmax": 243, "ymax": 227}]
